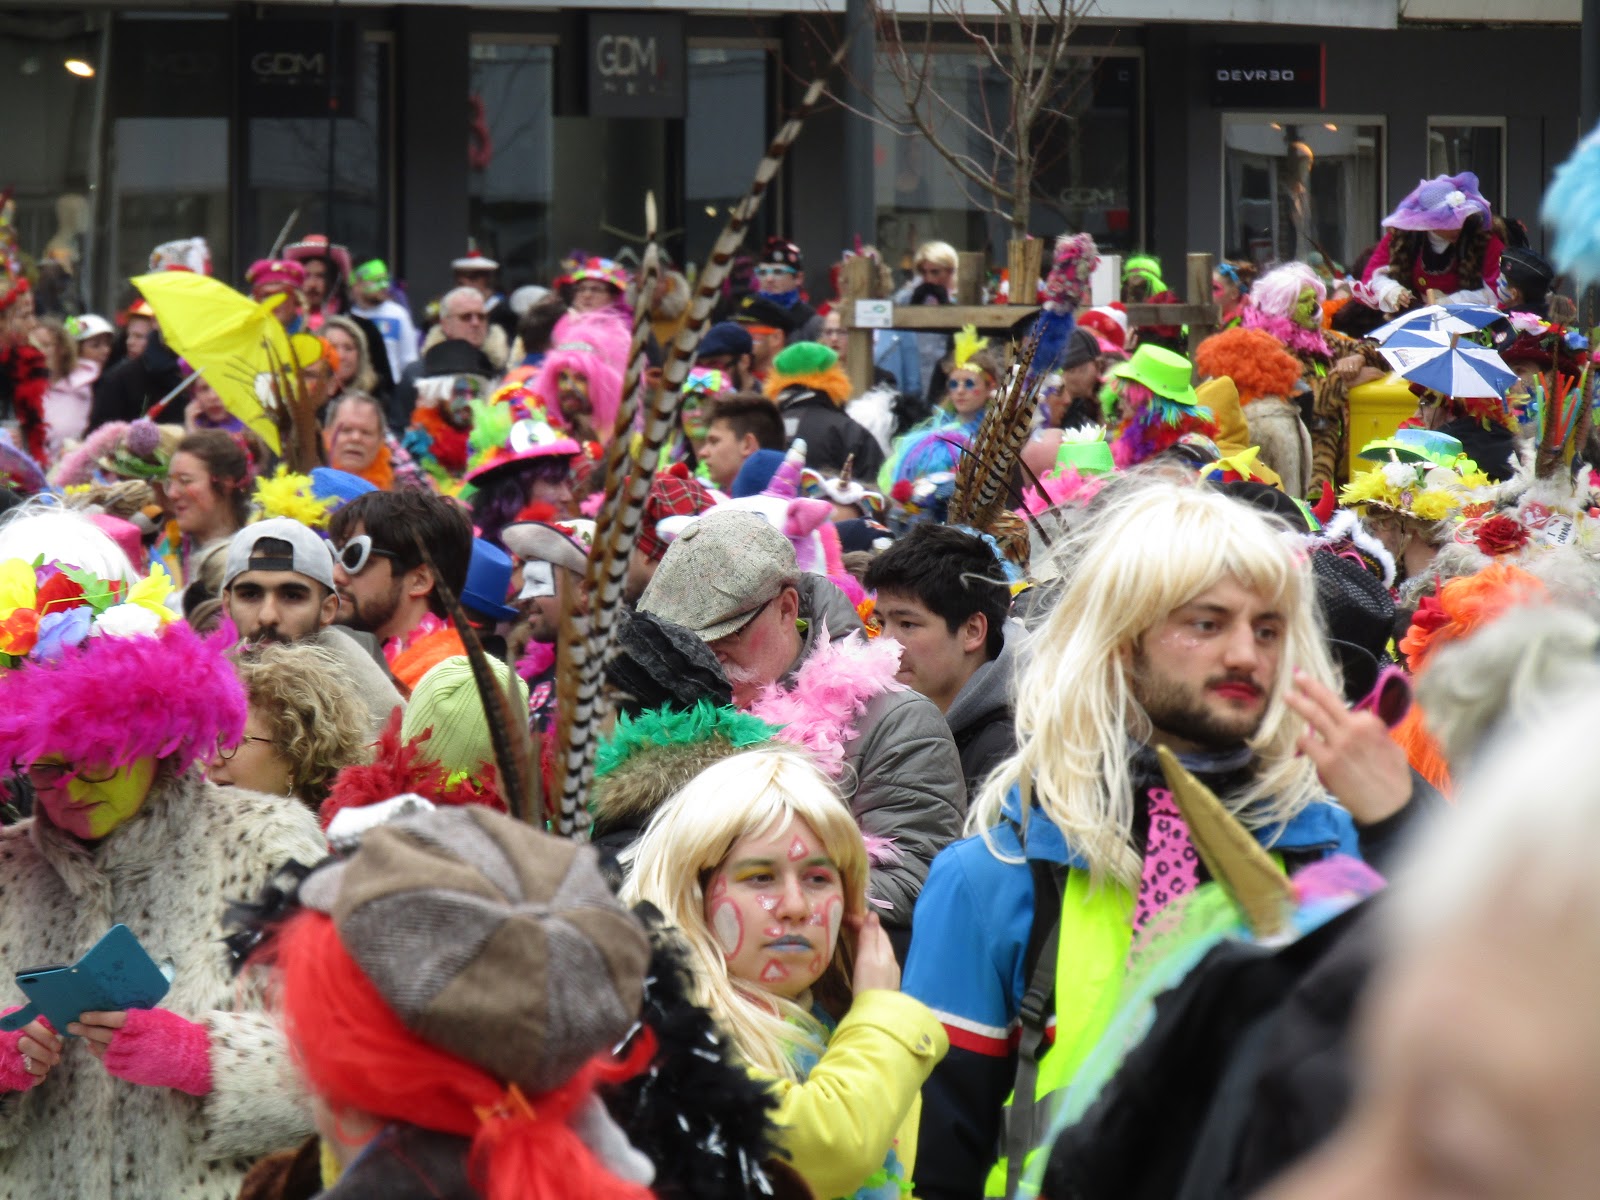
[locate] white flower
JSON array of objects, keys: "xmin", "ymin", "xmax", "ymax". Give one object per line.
[
  {"xmin": 91, "ymin": 602, "xmax": 164, "ymax": 640},
  {"xmin": 1381, "ymin": 461, "xmax": 1416, "ymax": 490},
  {"xmin": 1445, "ymin": 189, "xmax": 1467, "ymax": 208}
]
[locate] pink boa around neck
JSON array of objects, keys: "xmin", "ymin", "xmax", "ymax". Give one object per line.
[
  {"xmin": 0, "ymin": 620, "xmax": 246, "ymax": 774},
  {"xmin": 1242, "ymin": 307, "xmax": 1332, "ymax": 361},
  {"xmin": 516, "ymin": 639, "xmax": 557, "ymax": 682},
  {"xmin": 749, "ymin": 627, "xmax": 903, "ymax": 777}
]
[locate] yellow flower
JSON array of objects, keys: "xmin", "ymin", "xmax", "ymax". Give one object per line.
[
  {"xmin": 0, "ymin": 558, "xmax": 36, "ymax": 616},
  {"xmin": 253, "ymin": 466, "xmax": 335, "ymax": 529},
  {"xmin": 1411, "ymin": 492, "xmax": 1457, "ymax": 522},
  {"xmin": 123, "ymin": 562, "xmax": 177, "ymax": 627}
]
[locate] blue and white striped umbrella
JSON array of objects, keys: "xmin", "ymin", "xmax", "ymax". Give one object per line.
[
  {"xmin": 1370, "ymin": 303, "xmax": 1506, "ymax": 345},
  {"xmin": 1377, "ymin": 331, "xmax": 1518, "ymax": 399}
]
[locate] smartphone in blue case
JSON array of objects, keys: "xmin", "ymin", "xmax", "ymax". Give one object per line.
[{"xmin": 0, "ymin": 924, "xmax": 171, "ymax": 1035}]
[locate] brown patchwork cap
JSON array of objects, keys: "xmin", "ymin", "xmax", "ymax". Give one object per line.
[
  {"xmin": 299, "ymin": 805, "xmax": 650, "ymax": 1093},
  {"xmin": 637, "ymin": 508, "xmax": 798, "ymax": 642}
]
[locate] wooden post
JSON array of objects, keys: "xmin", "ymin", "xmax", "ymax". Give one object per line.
[
  {"xmin": 841, "ymin": 255, "xmax": 878, "ymax": 398},
  {"xmin": 956, "ymin": 251, "xmax": 986, "ymax": 306},
  {"xmin": 1007, "ymin": 238, "xmax": 1044, "ymax": 303},
  {"xmin": 1185, "ymin": 252, "xmax": 1219, "ymax": 358}
]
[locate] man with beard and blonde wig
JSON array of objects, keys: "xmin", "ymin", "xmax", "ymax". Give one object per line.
[{"xmin": 902, "ymin": 476, "xmax": 1415, "ymax": 1200}]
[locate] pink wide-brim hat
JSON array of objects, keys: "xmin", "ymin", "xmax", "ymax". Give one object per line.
[{"xmin": 1382, "ymin": 172, "xmax": 1493, "ymax": 232}]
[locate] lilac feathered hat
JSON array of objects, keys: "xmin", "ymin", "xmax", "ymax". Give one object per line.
[
  {"xmin": 0, "ymin": 557, "xmax": 246, "ymax": 773},
  {"xmin": 1382, "ymin": 172, "xmax": 1493, "ymax": 232}
]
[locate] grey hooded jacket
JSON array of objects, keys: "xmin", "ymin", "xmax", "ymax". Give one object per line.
[
  {"xmin": 790, "ymin": 574, "xmax": 968, "ymax": 930},
  {"xmin": 944, "ymin": 618, "xmax": 1024, "ymax": 800}
]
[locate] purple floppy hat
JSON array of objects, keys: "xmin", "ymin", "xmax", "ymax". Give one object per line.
[{"xmin": 1381, "ymin": 172, "xmax": 1493, "ymax": 232}]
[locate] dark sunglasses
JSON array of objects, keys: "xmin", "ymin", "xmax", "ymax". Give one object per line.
[{"xmin": 337, "ymin": 534, "xmax": 400, "ymax": 575}]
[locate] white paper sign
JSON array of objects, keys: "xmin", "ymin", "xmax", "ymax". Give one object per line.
[{"xmin": 854, "ymin": 299, "xmax": 893, "ymax": 329}]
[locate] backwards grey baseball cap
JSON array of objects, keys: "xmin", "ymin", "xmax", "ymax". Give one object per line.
[
  {"xmin": 638, "ymin": 508, "xmax": 798, "ymax": 642},
  {"xmin": 223, "ymin": 517, "xmax": 338, "ymax": 593}
]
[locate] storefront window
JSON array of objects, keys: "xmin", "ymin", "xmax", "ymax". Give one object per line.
[
  {"xmin": 0, "ymin": 11, "xmax": 105, "ymax": 315},
  {"xmin": 104, "ymin": 13, "xmax": 231, "ymax": 310},
  {"xmin": 874, "ymin": 50, "xmax": 1139, "ymax": 270},
  {"xmin": 684, "ymin": 47, "xmax": 772, "ymax": 269},
  {"xmin": 1223, "ymin": 118, "xmax": 1383, "ymax": 274},
  {"xmin": 246, "ymin": 33, "xmax": 390, "ymax": 280},
  {"xmin": 1428, "ymin": 120, "xmax": 1503, "ymax": 212},
  {"xmin": 468, "ymin": 39, "xmax": 554, "ymax": 278}
]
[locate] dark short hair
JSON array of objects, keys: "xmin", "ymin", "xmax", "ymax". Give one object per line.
[
  {"xmin": 864, "ymin": 523, "xmax": 1009, "ymax": 658},
  {"xmin": 708, "ymin": 394, "xmax": 785, "ymax": 451},
  {"xmin": 328, "ymin": 490, "xmax": 473, "ymax": 620}
]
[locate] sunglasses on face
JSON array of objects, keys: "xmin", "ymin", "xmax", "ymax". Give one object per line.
[
  {"xmin": 337, "ymin": 534, "xmax": 400, "ymax": 575},
  {"xmin": 948, "ymin": 378, "xmax": 983, "ymax": 391}
]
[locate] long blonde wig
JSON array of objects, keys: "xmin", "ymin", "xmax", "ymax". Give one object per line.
[
  {"xmin": 621, "ymin": 748, "xmax": 869, "ymax": 1082},
  {"xmin": 974, "ymin": 476, "xmax": 1337, "ymax": 889}
]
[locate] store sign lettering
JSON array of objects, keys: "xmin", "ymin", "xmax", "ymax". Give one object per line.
[
  {"xmin": 250, "ymin": 51, "xmax": 327, "ymax": 79},
  {"xmin": 1215, "ymin": 69, "xmax": 1296, "ymax": 82},
  {"xmin": 595, "ymin": 35, "xmax": 659, "ymax": 79},
  {"xmin": 1210, "ymin": 44, "xmax": 1325, "ymax": 109}
]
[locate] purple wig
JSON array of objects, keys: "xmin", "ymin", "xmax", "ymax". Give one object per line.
[{"xmin": 0, "ymin": 621, "xmax": 246, "ymax": 773}]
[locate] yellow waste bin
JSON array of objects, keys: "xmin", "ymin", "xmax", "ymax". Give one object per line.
[{"xmin": 1346, "ymin": 375, "xmax": 1417, "ymax": 479}]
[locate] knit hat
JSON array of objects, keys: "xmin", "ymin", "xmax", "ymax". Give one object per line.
[
  {"xmin": 297, "ymin": 804, "xmax": 650, "ymax": 1094},
  {"xmin": 1311, "ymin": 549, "xmax": 1396, "ymax": 705},
  {"xmin": 400, "ymin": 654, "xmax": 531, "ymax": 779},
  {"xmin": 762, "ymin": 236, "xmax": 803, "ymax": 272},
  {"xmin": 1382, "ymin": 172, "xmax": 1493, "ymax": 232},
  {"xmin": 637, "ymin": 469, "xmax": 716, "ymax": 562},
  {"xmin": 605, "ymin": 609, "xmax": 733, "ymax": 715},
  {"xmin": 1061, "ymin": 326, "xmax": 1099, "ymax": 370}
]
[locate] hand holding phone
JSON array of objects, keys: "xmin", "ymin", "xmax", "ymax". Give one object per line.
[{"xmin": 0, "ymin": 926, "xmax": 171, "ymax": 1037}]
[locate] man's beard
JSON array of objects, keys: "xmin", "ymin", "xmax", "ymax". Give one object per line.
[
  {"xmin": 1130, "ymin": 648, "xmax": 1266, "ymax": 749},
  {"xmin": 336, "ymin": 579, "xmax": 403, "ymax": 636}
]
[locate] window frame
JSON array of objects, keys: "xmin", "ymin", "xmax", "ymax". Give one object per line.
[{"xmin": 1425, "ymin": 115, "xmax": 1507, "ymax": 213}]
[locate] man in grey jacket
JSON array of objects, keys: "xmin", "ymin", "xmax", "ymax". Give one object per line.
[
  {"xmin": 865, "ymin": 524, "xmax": 1021, "ymax": 799},
  {"xmin": 640, "ymin": 509, "xmax": 966, "ymax": 947}
]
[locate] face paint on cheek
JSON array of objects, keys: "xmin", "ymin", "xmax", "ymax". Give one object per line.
[
  {"xmin": 759, "ymin": 960, "xmax": 790, "ymax": 984},
  {"xmin": 757, "ymin": 895, "xmax": 779, "ymax": 913},
  {"xmin": 711, "ymin": 900, "xmax": 744, "ymax": 957}
]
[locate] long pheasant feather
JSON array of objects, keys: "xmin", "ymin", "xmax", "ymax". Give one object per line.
[
  {"xmin": 551, "ymin": 62, "xmax": 841, "ymax": 832},
  {"xmin": 950, "ymin": 330, "xmax": 1046, "ymax": 530}
]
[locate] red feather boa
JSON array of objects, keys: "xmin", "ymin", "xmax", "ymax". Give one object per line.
[{"xmin": 1, "ymin": 344, "xmax": 49, "ymax": 465}]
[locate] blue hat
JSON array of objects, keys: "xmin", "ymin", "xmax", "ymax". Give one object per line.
[
  {"xmin": 461, "ymin": 538, "xmax": 519, "ymax": 622},
  {"xmin": 695, "ymin": 321, "xmax": 754, "ymax": 362},
  {"xmin": 311, "ymin": 467, "xmax": 377, "ymax": 507},
  {"xmin": 730, "ymin": 449, "xmax": 786, "ymax": 498}
]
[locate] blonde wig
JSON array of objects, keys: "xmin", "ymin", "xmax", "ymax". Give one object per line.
[
  {"xmin": 621, "ymin": 748, "xmax": 870, "ymax": 1082},
  {"xmin": 973, "ymin": 475, "xmax": 1337, "ymax": 889},
  {"xmin": 235, "ymin": 641, "xmax": 371, "ymax": 807},
  {"xmin": 322, "ymin": 315, "xmax": 380, "ymax": 398}
]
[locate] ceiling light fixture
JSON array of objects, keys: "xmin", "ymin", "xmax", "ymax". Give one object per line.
[{"xmin": 65, "ymin": 59, "xmax": 95, "ymax": 78}]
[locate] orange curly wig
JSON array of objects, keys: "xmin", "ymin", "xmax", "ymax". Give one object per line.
[{"xmin": 1194, "ymin": 327, "xmax": 1303, "ymax": 406}]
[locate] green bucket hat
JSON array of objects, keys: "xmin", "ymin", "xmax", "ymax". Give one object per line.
[{"xmin": 1106, "ymin": 344, "xmax": 1199, "ymax": 407}]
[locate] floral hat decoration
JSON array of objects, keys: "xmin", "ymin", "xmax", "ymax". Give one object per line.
[
  {"xmin": 1339, "ymin": 451, "xmax": 1488, "ymax": 523},
  {"xmin": 0, "ymin": 557, "xmax": 245, "ymax": 771}
]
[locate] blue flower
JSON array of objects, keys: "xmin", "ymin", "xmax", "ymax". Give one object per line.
[{"xmin": 31, "ymin": 606, "xmax": 92, "ymax": 662}]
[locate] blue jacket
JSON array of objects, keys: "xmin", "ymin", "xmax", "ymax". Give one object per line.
[{"xmin": 902, "ymin": 782, "xmax": 1360, "ymax": 1200}]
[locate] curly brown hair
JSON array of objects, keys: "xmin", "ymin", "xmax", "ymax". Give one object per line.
[{"xmin": 235, "ymin": 641, "xmax": 371, "ymax": 809}]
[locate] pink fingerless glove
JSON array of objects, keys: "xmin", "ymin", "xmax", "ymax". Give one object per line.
[
  {"xmin": 102, "ymin": 1008, "xmax": 213, "ymax": 1097},
  {"xmin": 0, "ymin": 1008, "xmax": 42, "ymax": 1094}
]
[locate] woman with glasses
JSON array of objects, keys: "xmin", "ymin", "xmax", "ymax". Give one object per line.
[
  {"xmin": 882, "ymin": 327, "xmax": 1004, "ymax": 490},
  {"xmin": 0, "ymin": 538, "xmax": 327, "ymax": 1198},
  {"xmin": 207, "ymin": 642, "xmax": 370, "ymax": 810}
]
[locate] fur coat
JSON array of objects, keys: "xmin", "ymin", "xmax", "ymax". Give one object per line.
[
  {"xmin": 0, "ymin": 768, "xmax": 326, "ymax": 1200},
  {"xmin": 1244, "ymin": 396, "xmax": 1315, "ymax": 500}
]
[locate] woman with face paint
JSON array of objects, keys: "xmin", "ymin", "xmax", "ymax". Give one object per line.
[
  {"xmin": 623, "ymin": 748, "xmax": 948, "ymax": 1200},
  {"xmin": 0, "ymin": 530, "xmax": 327, "ymax": 1197}
]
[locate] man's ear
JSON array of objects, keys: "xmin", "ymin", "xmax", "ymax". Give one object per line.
[
  {"xmin": 738, "ymin": 431, "xmax": 760, "ymax": 458},
  {"xmin": 962, "ymin": 612, "xmax": 989, "ymax": 655},
  {"xmin": 405, "ymin": 563, "xmax": 434, "ymax": 601},
  {"xmin": 319, "ymin": 587, "xmax": 340, "ymax": 628}
]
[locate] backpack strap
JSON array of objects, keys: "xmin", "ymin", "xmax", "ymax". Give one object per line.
[{"xmin": 1005, "ymin": 858, "xmax": 1067, "ymax": 1197}]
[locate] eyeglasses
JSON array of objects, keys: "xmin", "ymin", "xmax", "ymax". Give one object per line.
[
  {"xmin": 15, "ymin": 761, "xmax": 118, "ymax": 790},
  {"xmin": 755, "ymin": 265, "xmax": 796, "ymax": 278},
  {"xmin": 214, "ymin": 735, "xmax": 275, "ymax": 762},
  {"xmin": 709, "ymin": 597, "xmax": 775, "ymax": 649},
  {"xmin": 336, "ymin": 534, "xmax": 400, "ymax": 576}
]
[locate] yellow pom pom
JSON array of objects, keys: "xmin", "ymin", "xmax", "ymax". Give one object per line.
[
  {"xmin": 252, "ymin": 466, "xmax": 335, "ymax": 529},
  {"xmin": 953, "ymin": 325, "xmax": 989, "ymax": 370}
]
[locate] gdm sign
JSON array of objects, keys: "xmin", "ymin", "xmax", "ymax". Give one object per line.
[{"xmin": 587, "ymin": 13, "xmax": 685, "ymax": 119}]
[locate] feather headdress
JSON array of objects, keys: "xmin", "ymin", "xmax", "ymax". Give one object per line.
[
  {"xmin": 252, "ymin": 465, "xmax": 334, "ymax": 529},
  {"xmin": 0, "ymin": 557, "xmax": 244, "ymax": 773},
  {"xmin": 950, "ymin": 333, "xmax": 1046, "ymax": 532},
  {"xmin": 952, "ymin": 325, "xmax": 990, "ymax": 373}
]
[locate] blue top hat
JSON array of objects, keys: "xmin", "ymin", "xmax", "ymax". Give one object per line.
[{"xmin": 461, "ymin": 538, "xmax": 520, "ymax": 623}]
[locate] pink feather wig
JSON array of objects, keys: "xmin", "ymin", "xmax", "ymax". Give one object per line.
[
  {"xmin": 0, "ymin": 622, "xmax": 246, "ymax": 774},
  {"xmin": 534, "ymin": 347, "xmax": 625, "ymax": 443},
  {"xmin": 1242, "ymin": 263, "xmax": 1332, "ymax": 359}
]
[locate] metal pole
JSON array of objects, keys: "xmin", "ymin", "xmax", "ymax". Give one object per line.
[{"xmin": 840, "ymin": 0, "xmax": 876, "ymax": 248}]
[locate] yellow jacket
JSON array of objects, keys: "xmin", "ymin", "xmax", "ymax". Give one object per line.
[{"xmin": 755, "ymin": 989, "xmax": 949, "ymax": 1200}]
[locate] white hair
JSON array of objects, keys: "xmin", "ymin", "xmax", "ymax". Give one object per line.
[
  {"xmin": 440, "ymin": 286, "xmax": 483, "ymax": 319},
  {"xmin": 914, "ymin": 241, "xmax": 959, "ymax": 272},
  {"xmin": 1388, "ymin": 685, "xmax": 1600, "ymax": 952},
  {"xmin": 973, "ymin": 474, "xmax": 1337, "ymax": 888},
  {"xmin": 0, "ymin": 505, "xmax": 139, "ymax": 586}
]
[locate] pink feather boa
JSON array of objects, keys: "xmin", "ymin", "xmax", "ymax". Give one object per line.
[
  {"xmin": 0, "ymin": 621, "xmax": 246, "ymax": 773},
  {"xmin": 1241, "ymin": 308, "xmax": 1332, "ymax": 361},
  {"xmin": 749, "ymin": 627, "xmax": 904, "ymax": 778}
]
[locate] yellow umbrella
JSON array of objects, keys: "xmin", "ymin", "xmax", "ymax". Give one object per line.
[{"xmin": 130, "ymin": 271, "xmax": 307, "ymax": 454}]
